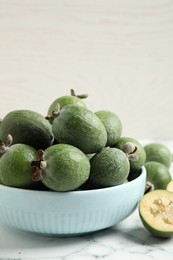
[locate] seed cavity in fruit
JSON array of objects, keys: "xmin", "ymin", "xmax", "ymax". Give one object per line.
[{"xmin": 150, "ymin": 198, "xmax": 173, "ymax": 225}]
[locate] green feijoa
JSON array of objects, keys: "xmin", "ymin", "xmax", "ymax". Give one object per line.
[
  {"xmin": 89, "ymin": 147, "xmax": 130, "ymax": 188},
  {"xmin": 0, "ymin": 144, "xmax": 37, "ymax": 188},
  {"xmin": 115, "ymin": 137, "xmax": 146, "ymax": 174},
  {"xmin": 47, "ymin": 89, "xmax": 87, "ymax": 118},
  {"xmin": 0, "ymin": 110, "xmax": 54, "ymax": 150},
  {"xmin": 144, "ymin": 161, "xmax": 172, "ymax": 190},
  {"xmin": 32, "ymin": 144, "xmax": 90, "ymax": 191},
  {"xmin": 144, "ymin": 143, "xmax": 172, "ymax": 168},
  {"xmin": 95, "ymin": 110, "xmax": 122, "ymax": 147},
  {"xmin": 139, "ymin": 190, "xmax": 173, "ymax": 238},
  {"xmin": 52, "ymin": 105, "xmax": 107, "ymax": 154},
  {"xmin": 47, "ymin": 95, "xmax": 87, "ymax": 116}
]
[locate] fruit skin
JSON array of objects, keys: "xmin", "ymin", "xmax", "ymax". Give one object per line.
[
  {"xmin": 144, "ymin": 161, "xmax": 172, "ymax": 190},
  {"xmin": 39, "ymin": 144, "xmax": 90, "ymax": 191},
  {"xmin": 0, "ymin": 144, "xmax": 37, "ymax": 188},
  {"xmin": 89, "ymin": 147, "xmax": 130, "ymax": 188},
  {"xmin": 52, "ymin": 105, "xmax": 107, "ymax": 154},
  {"xmin": 0, "ymin": 110, "xmax": 54, "ymax": 150},
  {"xmin": 47, "ymin": 95, "xmax": 87, "ymax": 116},
  {"xmin": 95, "ymin": 110, "xmax": 122, "ymax": 147},
  {"xmin": 139, "ymin": 189, "xmax": 173, "ymax": 238},
  {"xmin": 144, "ymin": 143, "xmax": 172, "ymax": 168},
  {"xmin": 115, "ymin": 137, "xmax": 146, "ymax": 179}
]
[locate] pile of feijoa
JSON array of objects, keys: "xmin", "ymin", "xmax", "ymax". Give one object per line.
[
  {"xmin": 0, "ymin": 89, "xmax": 146, "ymax": 191},
  {"xmin": 0, "ymin": 89, "xmax": 173, "ymax": 238}
]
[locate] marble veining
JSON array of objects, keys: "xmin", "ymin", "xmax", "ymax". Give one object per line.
[{"xmin": 0, "ymin": 209, "xmax": 173, "ymax": 260}]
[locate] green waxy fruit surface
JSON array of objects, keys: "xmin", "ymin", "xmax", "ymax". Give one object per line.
[
  {"xmin": 0, "ymin": 144, "xmax": 37, "ymax": 188},
  {"xmin": 39, "ymin": 144, "xmax": 90, "ymax": 191},
  {"xmin": 144, "ymin": 161, "xmax": 172, "ymax": 190},
  {"xmin": 115, "ymin": 137, "xmax": 146, "ymax": 179},
  {"xmin": 95, "ymin": 110, "xmax": 122, "ymax": 147},
  {"xmin": 47, "ymin": 95, "xmax": 87, "ymax": 116},
  {"xmin": 144, "ymin": 143, "xmax": 172, "ymax": 168},
  {"xmin": 139, "ymin": 190, "xmax": 173, "ymax": 238},
  {"xmin": 0, "ymin": 110, "xmax": 54, "ymax": 150},
  {"xmin": 52, "ymin": 105, "xmax": 107, "ymax": 154},
  {"xmin": 89, "ymin": 147, "xmax": 130, "ymax": 188}
]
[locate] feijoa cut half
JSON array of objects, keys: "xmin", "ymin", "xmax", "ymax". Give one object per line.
[{"xmin": 139, "ymin": 189, "xmax": 173, "ymax": 238}]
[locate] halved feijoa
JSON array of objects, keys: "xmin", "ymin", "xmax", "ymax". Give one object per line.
[{"xmin": 139, "ymin": 189, "xmax": 173, "ymax": 237}]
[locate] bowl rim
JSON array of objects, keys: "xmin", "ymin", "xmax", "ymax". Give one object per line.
[{"xmin": 0, "ymin": 166, "xmax": 146, "ymax": 196}]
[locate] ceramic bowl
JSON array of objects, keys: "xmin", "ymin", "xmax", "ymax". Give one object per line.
[{"xmin": 0, "ymin": 166, "xmax": 146, "ymax": 236}]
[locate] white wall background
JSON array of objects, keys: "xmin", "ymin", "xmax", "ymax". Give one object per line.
[{"xmin": 0, "ymin": 0, "xmax": 173, "ymax": 140}]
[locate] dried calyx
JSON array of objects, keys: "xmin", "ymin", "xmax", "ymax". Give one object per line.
[
  {"xmin": 31, "ymin": 149, "xmax": 47, "ymax": 181},
  {"xmin": 45, "ymin": 103, "xmax": 61, "ymax": 122},
  {"xmin": 122, "ymin": 142, "xmax": 138, "ymax": 161},
  {"xmin": 145, "ymin": 181, "xmax": 154, "ymax": 194},
  {"xmin": 0, "ymin": 134, "xmax": 13, "ymax": 156},
  {"xmin": 70, "ymin": 89, "xmax": 88, "ymax": 99}
]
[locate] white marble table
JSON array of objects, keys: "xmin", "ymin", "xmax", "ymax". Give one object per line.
[{"xmin": 0, "ymin": 140, "xmax": 173, "ymax": 260}]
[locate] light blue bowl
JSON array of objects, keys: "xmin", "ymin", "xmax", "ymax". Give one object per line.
[{"xmin": 0, "ymin": 167, "xmax": 146, "ymax": 236}]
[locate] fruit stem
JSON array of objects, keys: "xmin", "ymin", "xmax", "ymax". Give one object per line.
[{"xmin": 70, "ymin": 89, "xmax": 88, "ymax": 99}]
